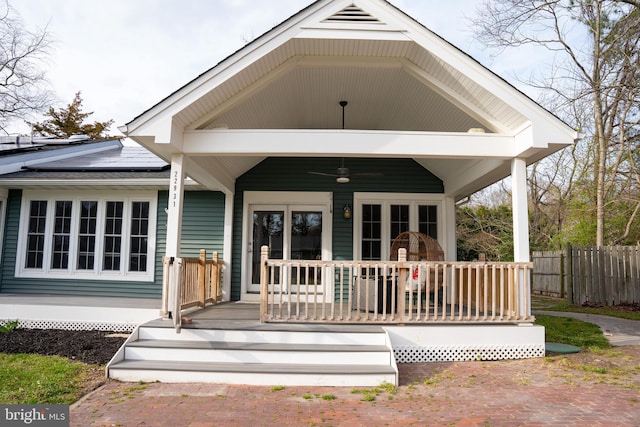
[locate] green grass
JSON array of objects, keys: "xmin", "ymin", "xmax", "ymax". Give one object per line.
[
  {"xmin": 533, "ymin": 296, "xmax": 640, "ymax": 321},
  {"xmin": 535, "ymin": 314, "xmax": 612, "ymax": 350},
  {"xmin": 0, "ymin": 353, "xmax": 100, "ymax": 404},
  {"xmin": 533, "ymin": 295, "xmax": 638, "ymax": 350}
]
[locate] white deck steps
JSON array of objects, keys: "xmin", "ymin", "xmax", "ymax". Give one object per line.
[{"xmin": 107, "ymin": 323, "xmax": 398, "ymax": 386}]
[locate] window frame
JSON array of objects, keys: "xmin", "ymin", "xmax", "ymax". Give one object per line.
[
  {"xmin": 353, "ymin": 193, "xmax": 445, "ymax": 261},
  {"xmin": 15, "ymin": 190, "xmax": 157, "ymax": 282}
]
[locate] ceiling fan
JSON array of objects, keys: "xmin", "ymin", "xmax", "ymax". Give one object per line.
[
  {"xmin": 308, "ymin": 158, "xmax": 383, "ymax": 184},
  {"xmin": 307, "ymin": 101, "xmax": 383, "ymax": 184}
]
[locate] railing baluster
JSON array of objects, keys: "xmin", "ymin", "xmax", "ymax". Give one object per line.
[
  {"xmin": 507, "ymin": 265, "xmax": 516, "ymax": 320},
  {"xmin": 467, "ymin": 264, "xmax": 473, "ymax": 320},
  {"xmin": 482, "ymin": 264, "xmax": 488, "ymax": 321},
  {"xmin": 500, "ymin": 264, "xmax": 505, "ymax": 320},
  {"xmin": 473, "ymin": 264, "xmax": 478, "ymax": 319},
  {"xmin": 270, "ymin": 262, "xmax": 276, "ymax": 319},
  {"xmin": 457, "ymin": 266, "xmax": 463, "ymax": 320}
]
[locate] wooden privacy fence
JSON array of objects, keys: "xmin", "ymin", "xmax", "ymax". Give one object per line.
[
  {"xmin": 260, "ymin": 246, "xmax": 534, "ymax": 324},
  {"xmin": 532, "ymin": 245, "xmax": 640, "ymax": 305},
  {"xmin": 532, "ymin": 250, "xmax": 569, "ymax": 298}
]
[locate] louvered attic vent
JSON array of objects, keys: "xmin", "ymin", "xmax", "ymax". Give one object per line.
[{"xmin": 323, "ymin": 5, "xmax": 381, "ymax": 23}]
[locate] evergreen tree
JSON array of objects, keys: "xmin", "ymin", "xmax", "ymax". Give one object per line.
[{"xmin": 29, "ymin": 92, "xmax": 114, "ymax": 139}]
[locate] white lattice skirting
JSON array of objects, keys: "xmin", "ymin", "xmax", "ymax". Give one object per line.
[
  {"xmin": 385, "ymin": 324, "xmax": 546, "ymax": 362},
  {"xmin": 3, "ymin": 319, "xmax": 138, "ymax": 333},
  {"xmin": 394, "ymin": 344, "xmax": 545, "ymax": 363},
  {"xmin": 1, "ymin": 303, "xmax": 159, "ymax": 333}
]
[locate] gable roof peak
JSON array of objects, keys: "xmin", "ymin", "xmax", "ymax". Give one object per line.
[{"xmin": 323, "ymin": 3, "xmax": 382, "ymax": 24}]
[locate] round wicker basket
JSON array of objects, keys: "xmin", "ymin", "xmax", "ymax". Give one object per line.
[{"xmin": 390, "ymin": 231, "xmax": 444, "ymax": 261}]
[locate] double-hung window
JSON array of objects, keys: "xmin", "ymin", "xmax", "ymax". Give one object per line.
[
  {"xmin": 17, "ymin": 191, "xmax": 156, "ymax": 281},
  {"xmin": 354, "ymin": 193, "xmax": 444, "ymax": 261}
]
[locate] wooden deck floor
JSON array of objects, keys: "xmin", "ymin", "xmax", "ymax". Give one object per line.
[{"xmin": 144, "ymin": 302, "xmax": 386, "ymax": 333}]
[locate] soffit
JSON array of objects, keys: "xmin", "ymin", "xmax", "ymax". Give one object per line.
[
  {"xmin": 199, "ymin": 65, "xmax": 486, "ymax": 132},
  {"xmin": 173, "ymin": 38, "xmax": 528, "ymax": 134}
]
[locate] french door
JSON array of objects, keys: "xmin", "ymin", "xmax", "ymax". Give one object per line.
[{"xmin": 247, "ymin": 202, "xmax": 329, "ymax": 294}]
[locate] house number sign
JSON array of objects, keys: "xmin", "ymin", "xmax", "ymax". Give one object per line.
[{"xmin": 172, "ymin": 170, "xmax": 179, "ymax": 207}]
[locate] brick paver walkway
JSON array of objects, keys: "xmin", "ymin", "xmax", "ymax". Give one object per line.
[{"xmin": 72, "ymin": 345, "xmax": 640, "ymax": 426}]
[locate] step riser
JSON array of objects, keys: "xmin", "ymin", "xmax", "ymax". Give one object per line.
[
  {"xmin": 124, "ymin": 347, "xmax": 391, "ymax": 365},
  {"xmin": 138, "ymin": 327, "xmax": 387, "ymax": 346},
  {"xmin": 109, "ymin": 368, "xmax": 396, "ymax": 387}
]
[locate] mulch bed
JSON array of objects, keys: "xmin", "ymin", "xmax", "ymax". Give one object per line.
[{"xmin": 0, "ymin": 329, "xmax": 127, "ymax": 365}]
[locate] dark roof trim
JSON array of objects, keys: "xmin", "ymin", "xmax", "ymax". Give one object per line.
[{"xmin": 21, "ymin": 164, "xmax": 171, "ymax": 173}]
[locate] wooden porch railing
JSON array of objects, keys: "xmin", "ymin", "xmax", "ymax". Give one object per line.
[
  {"xmin": 162, "ymin": 250, "xmax": 223, "ymax": 323},
  {"xmin": 259, "ymin": 246, "xmax": 534, "ymax": 324}
]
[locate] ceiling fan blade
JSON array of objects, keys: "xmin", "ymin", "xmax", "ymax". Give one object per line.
[
  {"xmin": 308, "ymin": 171, "xmax": 338, "ymax": 177},
  {"xmin": 350, "ymin": 172, "xmax": 384, "ymax": 178}
]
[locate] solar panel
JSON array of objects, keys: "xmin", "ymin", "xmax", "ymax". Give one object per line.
[
  {"xmin": 24, "ymin": 146, "xmax": 169, "ymax": 172},
  {"xmin": 0, "ymin": 143, "xmax": 44, "ymax": 156}
]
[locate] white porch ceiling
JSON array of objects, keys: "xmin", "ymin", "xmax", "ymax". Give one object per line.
[
  {"xmin": 195, "ymin": 64, "xmax": 486, "ymax": 132},
  {"xmin": 173, "ymin": 39, "xmax": 529, "ymax": 134}
]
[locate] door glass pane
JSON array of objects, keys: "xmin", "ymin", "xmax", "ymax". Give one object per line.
[
  {"xmin": 291, "ymin": 211, "xmax": 322, "ymax": 285},
  {"xmin": 252, "ymin": 211, "xmax": 284, "ymax": 284}
]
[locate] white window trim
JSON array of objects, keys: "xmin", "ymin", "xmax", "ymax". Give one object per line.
[
  {"xmin": 16, "ymin": 190, "xmax": 157, "ymax": 282},
  {"xmin": 352, "ymin": 192, "xmax": 447, "ymax": 261}
]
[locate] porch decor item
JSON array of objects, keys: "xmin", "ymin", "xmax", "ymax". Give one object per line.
[
  {"xmin": 390, "ymin": 231, "xmax": 443, "ymax": 262},
  {"xmin": 390, "ymin": 231, "xmax": 444, "ymax": 293}
]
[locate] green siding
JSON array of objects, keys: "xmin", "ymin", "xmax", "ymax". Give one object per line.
[
  {"xmin": 231, "ymin": 157, "xmax": 444, "ymax": 301},
  {"xmin": 0, "ymin": 190, "xmax": 225, "ymax": 298},
  {"xmin": 178, "ymin": 191, "xmax": 225, "ymax": 257},
  {"xmin": 154, "ymin": 191, "xmax": 167, "ymax": 287}
]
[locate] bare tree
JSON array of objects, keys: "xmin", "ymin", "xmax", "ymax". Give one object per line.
[
  {"xmin": 472, "ymin": 0, "xmax": 640, "ymax": 246},
  {"xmin": 0, "ymin": 0, "xmax": 53, "ymax": 134}
]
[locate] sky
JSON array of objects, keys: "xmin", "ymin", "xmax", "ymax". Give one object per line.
[{"xmin": 8, "ymin": 0, "xmax": 539, "ymax": 137}]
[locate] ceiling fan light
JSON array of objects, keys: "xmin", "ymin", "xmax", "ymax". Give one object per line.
[{"xmin": 336, "ymin": 176, "xmax": 350, "ymax": 184}]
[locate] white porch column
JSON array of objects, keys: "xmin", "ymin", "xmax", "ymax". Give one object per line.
[
  {"xmin": 165, "ymin": 154, "xmax": 186, "ymax": 319},
  {"xmin": 166, "ymin": 154, "xmax": 185, "ymax": 257},
  {"xmin": 511, "ymin": 158, "xmax": 530, "ymax": 262},
  {"xmin": 511, "ymin": 157, "xmax": 531, "ymax": 318},
  {"xmin": 444, "ymin": 196, "xmax": 456, "ymax": 261}
]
